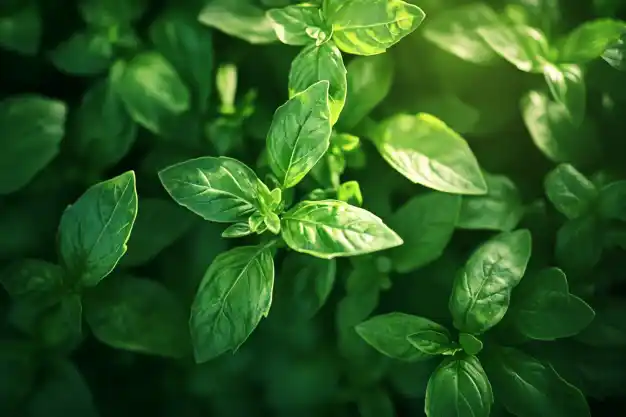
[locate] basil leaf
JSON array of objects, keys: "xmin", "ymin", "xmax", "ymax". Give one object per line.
[
  {"xmin": 407, "ymin": 329, "xmax": 458, "ymax": 356},
  {"xmin": 49, "ymin": 31, "xmax": 113, "ymax": 76},
  {"xmin": 198, "ymin": 0, "xmax": 277, "ymax": 44},
  {"xmin": 221, "ymin": 222, "xmax": 253, "ymax": 238},
  {"xmin": 39, "ymin": 294, "xmax": 83, "ymax": 353},
  {"xmin": 281, "ymin": 199, "xmax": 403, "ymax": 259},
  {"xmin": 190, "ymin": 244, "xmax": 275, "ymax": 363},
  {"xmin": 0, "ymin": 4, "xmax": 41, "ymax": 55},
  {"xmin": 288, "ymin": 42, "xmax": 347, "ymax": 126},
  {"xmin": 425, "ymin": 355, "xmax": 493, "ymax": 417},
  {"xmin": 422, "ymin": 3, "xmax": 501, "ymax": 65},
  {"xmin": 598, "ymin": 180, "xmax": 626, "ymax": 221},
  {"xmin": 110, "ymin": 53, "xmax": 190, "ymax": 135},
  {"xmin": 373, "ymin": 113, "xmax": 487, "ymax": 195},
  {"xmin": 558, "ymin": 18, "xmax": 626, "ymax": 64},
  {"xmin": 602, "ymin": 32, "xmax": 626, "ymax": 70},
  {"xmin": 267, "ymin": 3, "xmax": 325, "ymax": 45},
  {"xmin": 356, "ymin": 312, "xmax": 450, "ymax": 361},
  {"xmin": 0, "ymin": 95, "xmax": 67, "ymax": 195},
  {"xmin": 483, "ymin": 347, "xmax": 591, "ymax": 417},
  {"xmin": 457, "ymin": 173, "xmax": 524, "ymax": 232},
  {"xmin": 477, "ymin": 24, "xmax": 550, "ymax": 73},
  {"xmin": 387, "ymin": 191, "xmax": 461, "ymax": 273},
  {"xmin": 324, "ymin": 0, "xmax": 425, "ymax": 56},
  {"xmin": 58, "ymin": 171, "xmax": 138, "ymax": 287},
  {"xmin": 511, "ymin": 267, "xmax": 595, "ymax": 340},
  {"xmin": 449, "ymin": 229, "xmax": 532, "ymax": 334},
  {"xmin": 555, "ymin": 215, "xmax": 603, "ymax": 273},
  {"xmin": 78, "ymin": 0, "xmax": 147, "ymax": 26},
  {"xmin": 159, "ymin": 156, "xmax": 268, "ymax": 223},
  {"xmin": 543, "ymin": 63, "xmax": 586, "ymax": 124},
  {"xmin": 0, "ymin": 259, "xmax": 64, "ymax": 299},
  {"xmin": 84, "ymin": 275, "xmax": 190, "ymax": 358},
  {"xmin": 575, "ymin": 297, "xmax": 626, "ymax": 347},
  {"xmin": 544, "ymin": 163, "xmax": 598, "ymax": 220},
  {"xmin": 266, "ymin": 80, "xmax": 332, "ymax": 188},
  {"xmin": 459, "ymin": 333, "xmax": 483, "ymax": 355},
  {"xmin": 340, "ymin": 53, "xmax": 394, "ymax": 130}
]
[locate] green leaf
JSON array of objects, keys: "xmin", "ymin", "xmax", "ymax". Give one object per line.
[
  {"xmin": 422, "ymin": 3, "xmax": 501, "ymax": 65},
  {"xmin": 411, "ymin": 94, "xmax": 481, "ymax": 135},
  {"xmin": 545, "ymin": 163, "xmax": 598, "ymax": 220},
  {"xmin": 425, "ymin": 355, "xmax": 494, "ymax": 417},
  {"xmin": 221, "ymin": 222, "xmax": 253, "ymax": 238},
  {"xmin": 337, "ymin": 180, "xmax": 363, "ymax": 206},
  {"xmin": 78, "ymin": 0, "xmax": 147, "ymax": 26},
  {"xmin": 575, "ymin": 297, "xmax": 626, "ymax": 347},
  {"xmin": 149, "ymin": 8, "xmax": 214, "ymax": 110},
  {"xmin": 459, "ymin": 333, "xmax": 483, "ymax": 355},
  {"xmin": 159, "ymin": 156, "xmax": 269, "ymax": 223},
  {"xmin": 0, "ymin": 4, "xmax": 41, "ymax": 55},
  {"xmin": 373, "ymin": 113, "xmax": 487, "ymax": 195},
  {"xmin": 71, "ymin": 78, "xmax": 137, "ymax": 171},
  {"xmin": 0, "ymin": 95, "xmax": 67, "ymax": 195},
  {"xmin": 281, "ymin": 199, "xmax": 403, "ymax": 259},
  {"xmin": 39, "ymin": 294, "xmax": 83, "ymax": 352},
  {"xmin": 58, "ymin": 171, "xmax": 138, "ymax": 287},
  {"xmin": 543, "ymin": 63, "xmax": 586, "ymax": 124},
  {"xmin": 190, "ymin": 244, "xmax": 274, "ymax": 363},
  {"xmin": 449, "ymin": 229, "xmax": 532, "ymax": 334},
  {"xmin": 356, "ymin": 387, "xmax": 395, "ymax": 417},
  {"xmin": 0, "ymin": 259, "xmax": 64, "ymax": 299},
  {"xmin": 598, "ymin": 180, "xmax": 626, "ymax": 221},
  {"xmin": 602, "ymin": 32, "xmax": 626, "ymax": 70},
  {"xmin": 288, "ymin": 43, "xmax": 347, "ymax": 126},
  {"xmin": 555, "ymin": 215, "xmax": 603, "ymax": 273},
  {"xmin": 198, "ymin": 0, "xmax": 277, "ymax": 44},
  {"xmin": 340, "ymin": 53, "xmax": 394, "ymax": 130},
  {"xmin": 457, "ymin": 173, "xmax": 524, "ymax": 232},
  {"xmin": 477, "ymin": 24, "xmax": 550, "ymax": 72},
  {"xmin": 121, "ymin": 198, "xmax": 195, "ymax": 267},
  {"xmin": 406, "ymin": 329, "xmax": 458, "ymax": 356},
  {"xmin": 521, "ymin": 90, "xmax": 601, "ymax": 166},
  {"xmin": 356, "ymin": 312, "xmax": 450, "ymax": 361},
  {"xmin": 49, "ymin": 31, "xmax": 113, "ymax": 76},
  {"xmin": 387, "ymin": 191, "xmax": 461, "ymax": 273},
  {"xmin": 325, "ymin": 0, "xmax": 425, "ymax": 55},
  {"xmin": 216, "ymin": 63, "xmax": 238, "ymax": 114},
  {"xmin": 483, "ymin": 346, "xmax": 591, "ymax": 417},
  {"xmin": 558, "ymin": 18, "xmax": 626, "ymax": 64},
  {"xmin": 266, "ymin": 80, "xmax": 332, "ymax": 188},
  {"xmin": 84, "ymin": 275, "xmax": 190, "ymax": 358},
  {"xmin": 267, "ymin": 3, "xmax": 325, "ymax": 45},
  {"xmin": 110, "ymin": 53, "xmax": 190, "ymax": 135},
  {"xmin": 511, "ymin": 267, "xmax": 595, "ymax": 340}
]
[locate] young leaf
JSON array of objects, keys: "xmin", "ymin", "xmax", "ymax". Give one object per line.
[
  {"xmin": 84, "ymin": 275, "xmax": 190, "ymax": 358},
  {"xmin": 0, "ymin": 4, "xmax": 41, "ymax": 55},
  {"xmin": 0, "ymin": 95, "xmax": 67, "ymax": 195},
  {"xmin": 222, "ymin": 222, "xmax": 253, "ymax": 238},
  {"xmin": 598, "ymin": 180, "xmax": 626, "ymax": 221},
  {"xmin": 457, "ymin": 173, "xmax": 524, "ymax": 232},
  {"xmin": 58, "ymin": 171, "xmax": 138, "ymax": 287},
  {"xmin": 459, "ymin": 333, "xmax": 483, "ymax": 355},
  {"xmin": 483, "ymin": 346, "xmax": 591, "ymax": 417},
  {"xmin": 477, "ymin": 24, "xmax": 550, "ymax": 73},
  {"xmin": 266, "ymin": 80, "xmax": 332, "ymax": 188},
  {"xmin": 198, "ymin": 0, "xmax": 277, "ymax": 44},
  {"xmin": 555, "ymin": 215, "xmax": 603, "ymax": 273},
  {"xmin": 544, "ymin": 164, "xmax": 598, "ymax": 219},
  {"xmin": 511, "ymin": 268, "xmax": 595, "ymax": 340},
  {"xmin": 449, "ymin": 229, "xmax": 532, "ymax": 334},
  {"xmin": 356, "ymin": 312, "xmax": 450, "ymax": 361},
  {"xmin": 340, "ymin": 53, "xmax": 394, "ymax": 130},
  {"xmin": 49, "ymin": 31, "xmax": 113, "ymax": 76},
  {"xmin": 281, "ymin": 199, "xmax": 403, "ymax": 259},
  {"xmin": 407, "ymin": 329, "xmax": 458, "ymax": 356},
  {"xmin": 288, "ymin": 42, "xmax": 347, "ymax": 126},
  {"xmin": 425, "ymin": 355, "xmax": 494, "ymax": 417},
  {"xmin": 323, "ymin": 0, "xmax": 426, "ymax": 56},
  {"xmin": 110, "ymin": 53, "xmax": 190, "ymax": 135},
  {"xmin": 78, "ymin": 0, "xmax": 147, "ymax": 26},
  {"xmin": 190, "ymin": 244, "xmax": 274, "ymax": 363},
  {"xmin": 267, "ymin": 3, "xmax": 325, "ymax": 45},
  {"xmin": 387, "ymin": 191, "xmax": 461, "ymax": 273},
  {"xmin": 558, "ymin": 19, "xmax": 626, "ymax": 64},
  {"xmin": 543, "ymin": 63, "xmax": 586, "ymax": 124},
  {"xmin": 159, "ymin": 156, "xmax": 269, "ymax": 223},
  {"xmin": 373, "ymin": 113, "xmax": 488, "ymax": 195},
  {"xmin": 422, "ymin": 3, "xmax": 501, "ymax": 65}
]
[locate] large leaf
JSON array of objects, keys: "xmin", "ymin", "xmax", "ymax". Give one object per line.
[
  {"xmin": 558, "ymin": 18, "xmax": 626, "ymax": 64},
  {"xmin": 198, "ymin": 0, "xmax": 277, "ymax": 44},
  {"xmin": 267, "ymin": 3, "xmax": 326, "ymax": 45},
  {"xmin": 477, "ymin": 24, "xmax": 550, "ymax": 73}
]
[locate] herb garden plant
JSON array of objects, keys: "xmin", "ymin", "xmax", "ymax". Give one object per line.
[{"xmin": 1, "ymin": 0, "xmax": 626, "ymax": 416}]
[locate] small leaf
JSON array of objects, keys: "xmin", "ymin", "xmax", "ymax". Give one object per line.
[
  {"xmin": 281, "ymin": 199, "xmax": 403, "ymax": 259},
  {"xmin": 0, "ymin": 4, "xmax": 41, "ymax": 55},
  {"xmin": 190, "ymin": 244, "xmax": 274, "ymax": 363},
  {"xmin": 543, "ymin": 63, "xmax": 586, "ymax": 124},
  {"xmin": 598, "ymin": 180, "xmax": 626, "ymax": 221},
  {"xmin": 387, "ymin": 191, "xmax": 461, "ymax": 273},
  {"xmin": 49, "ymin": 31, "xmax": 113, "ymax": 76},
  {"xmin": 337, "ymin": 180, "xmax": 363, "ymax": 206},
  {"xmin": 459, "ymin": 333, "xmax": 483, "ymax": 355},
  {"xmin": 267, "ymin": 3, "xmax": 325, "ymax": 45},
  {"xmin": 544, "ymin": 163, "xmax": 598, "ymax": 219},
  {"xmin": 449, "ymin": 229, "xmax": 532, "ymax": 334},
  {"xmin": 159, "ymin": 156, "xmax": 269, "ymax": 223},
  {"xmin": 373, "ymin": 113, "xmax": 487, "ymax": 195},
  {"xmin": 425, "ymin": 355, "xmax": 494, "ymax": 417},
  {"xmin": 602, "ymin": 32, "xmax": 626, "ymax": 70},
  {"xmin": 58, "ymin": 171, "xmax": 138, "ymax": 287},
  {"xmin": 407, "ymin": 329, "xmax": 458, "ymax": 356},
  {"xmin": 198, "ymin": 0, "xmax": 277, "ymax": 44},
  {"xmin": 266, "ymin": 80, "xmax": 332, "ymax": 188},
  {"xmin": 356, "ymin": 312, "xmax": 450, "ymax": 361},
  {"xmin": 84, "ymin": 275, "xmax": 190, "ymax": 358},
  {"xmin": 288, "ymin": 43, "xmax": 347, "ymax": 126},
  {"xmin": 222, "ymin": 222, "xmax": 253, "ymax": 238},
  {"xmin": 558, "ymin": 18, "xmax": 626, "ymax": 64},
  {"xmin": 324, "ymin": 0, "xmax": 426, "ymax": 56}
]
